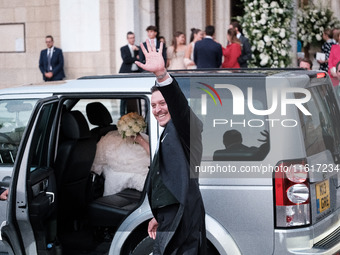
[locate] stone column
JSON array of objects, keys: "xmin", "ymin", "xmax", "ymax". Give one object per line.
[
  {"xmin": 185, "ymin": 0, "xmax": 205, "ymax": 44},
  {"xmin": 215, "ymin": 0, "xmax": 230, "ymax": 47},
  {"xmin": 331, "ymin": 0, "xmax": 340, "ymax": 21},
  {"xmin": 113, "ymin": 0, "xmax": 143, "ymax": 73},
  {"xmin": 139, "ymin": 0, "xmax": 156, "ymax": 42},
  {"xmin": 158, "ymin": 0, "xmax": 173, "ymax": 46}
]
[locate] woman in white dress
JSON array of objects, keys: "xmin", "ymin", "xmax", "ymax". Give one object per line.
[
  {"xmin": 91, "ymin": 113, "xmax": 149, "ymax": 196},
  {"xmin": 166, "ymin": 31, "xmax": 187, "ymax": 70},
  {"xmin": 184, "ymin": 28, "xmax": 204, "ymax": 69}
]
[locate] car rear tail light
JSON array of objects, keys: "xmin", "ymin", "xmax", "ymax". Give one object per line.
[
  {"xmin": 274, "ymin": 159, "xmax": 310, "ymax": 227},
  {"xmin": 317, "ymin": 72, "xmax": 326, "ymax": 78}
]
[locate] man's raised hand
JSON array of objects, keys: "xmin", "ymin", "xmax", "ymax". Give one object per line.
[{"xmin": 135, "ymin": 40, "xmax": 168, "ymax": 81}]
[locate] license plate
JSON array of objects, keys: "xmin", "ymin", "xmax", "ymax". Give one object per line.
[{"xmin": 316, "ymin": 179, "xmax": 330, "ymax": 214}]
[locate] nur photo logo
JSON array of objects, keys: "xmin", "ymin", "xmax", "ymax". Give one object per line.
[{"xmin": 197, "ymin": 82, "xmax": 222, "ymax": 115}]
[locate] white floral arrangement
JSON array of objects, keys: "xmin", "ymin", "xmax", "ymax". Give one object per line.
[
  {"xmin": 241, "ymin": 0, "xmax": 293, "ymax": 67},
  {"xmin": 297, "ymin": 5, "xmax": 340, "ymax": 47},
  {"xmin": 117, "ymin": 112, "xmax": 146, "ymax": 138}
]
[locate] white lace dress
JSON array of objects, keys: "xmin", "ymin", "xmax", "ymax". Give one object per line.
[{"xmin": 91, "ymin": 130, "xmax": 149, "ymax": 196}]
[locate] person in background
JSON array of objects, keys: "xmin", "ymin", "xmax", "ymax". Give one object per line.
[
  {"xmin": 166, "ymin": 31, "xmax": 187, "ymax": 70},
  {"xmin": 318, "ymin": 28, "xmax": 335, "ymax": 72},
  {"xmin": 222, "ymin": 28, "xmax": 241, "ymax": 68},
  {"xmin": 328, "ymin": 30, "xmax": 340, "ymax": 78},
  {"xmin": 229, "ymin": 21, "xmax": 252, "ymax": 68},
  {"xmin": 0, "ymin": 188, "xmax": 8, "ymax": 201},
  {"xmin": 159, "ymin": 36, "xmax": 167, "ymax": 47},
  {"xmin": 119, "ymin": 31, "xmax": 140, "ymax": 73},
  {"xmin": 39, "ymin": 35, "xmax": 65, "ymax": 81},
  {"xmin": 194, "ymin": 25, "xmax": 222, "ymax": 69},
  {"xmin": 184, "ymin": 28, "xmax": 204, "ymax": 69},
  {"xmin": 139, "ymin": 25, "xmax": 167, "ymax": 69},
  {"xmin": 299, "ymin": 58, "xmax": 313, "ymax": 70}
]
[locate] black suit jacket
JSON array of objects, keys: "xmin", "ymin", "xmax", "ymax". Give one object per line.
[
  {"xmin": 138, "ymin": 40, "xmax": 167, "ymax": 70},
  {"xmin": 194, "ymin": 37, "xmax": 222, "ymax": 68},
  {"xmin": 39, "ymin": 47, "xmax": 65, "ymax": 81},
  {"xmin": 147, "ymin": 78, "xmax": 206, "ymax": 254},
  {"xmin": 119, "ymin": 44, "xmax": 140, "ymax": 73},
  {"xmin": 238, "ymin": 35, "xmax": 252, "ymax": 67}
]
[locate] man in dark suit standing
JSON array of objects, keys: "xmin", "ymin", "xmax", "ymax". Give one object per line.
[
  {"xmin": 194, "ymin": 25, "xmax": 222, "ymax": 68},
  {"xmin": 39, "ymin": 35, "xmax": 65, "ymax": 81},
  {"xmin": 119, "ymin": 31, "xmax": 141, "ymax": 73},
  {"xmin": 136, "ymin": 41, "xmax": 206, "ymax": 254},
  {"xmin": 230, "ymin": 21, "xmax": 252, "ymax": 68},
  {"xmin": 139, "ymin": 26, "xmax": 167, "ymax": 70}
]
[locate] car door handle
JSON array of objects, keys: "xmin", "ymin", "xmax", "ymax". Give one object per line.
[{"xmin": 46, "ymin": 192, "xmax": 55, "ymax": 204}]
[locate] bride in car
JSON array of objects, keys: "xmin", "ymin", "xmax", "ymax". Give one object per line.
[{"xmin": 91, "ymin": 112, "xmax": 150, "ymax": 196}]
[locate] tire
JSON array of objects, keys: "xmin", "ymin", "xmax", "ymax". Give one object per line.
[{"xmin": 131, "ymin": 236, "xmax": 154, "ymax": 255}]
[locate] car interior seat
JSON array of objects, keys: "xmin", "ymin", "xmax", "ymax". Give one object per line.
[
  {"xmin": 86, "ymin": 102, "xmax": 117, "ymax": 141},
  {"xmin": 55, "ymin": 110, "xmax": 97, "ymax": 230},
  {"xmin": 88, "ymin": 188, "xmax": 143, "ymax": 227}
]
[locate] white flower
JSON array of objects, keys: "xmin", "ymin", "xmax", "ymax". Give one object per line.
[
  {"xmin": 270, "ymin": 1, "xmax": 278, "ymax": 8},
  {"xmin": 279, "ymin": 29, "xmax": 286, "ymax": 38},
  {"xmin": 117, "ymin": 112, "xmax": 146, "ymax": 138},
  {"xmin": 259, "ymin": 19, "xmax": 266, "ymax": 25},
  {"xmin": 132, "ymin": 125, "xmax": 141, "ymax": 133},
  {"xmin": 316, "ymin": 34, "xmax": 322, "ymax": 41}
]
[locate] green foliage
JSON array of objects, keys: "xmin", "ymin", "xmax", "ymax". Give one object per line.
[
  {"xmin": 241, "ymin": 0, "xmax": 294, "ymax": 67},
  {"xmin": 297, "ymin": 5, "xmax": 340, "ymax": 47}
]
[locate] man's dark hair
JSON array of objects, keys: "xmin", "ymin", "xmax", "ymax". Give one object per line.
[
  {"xmin": 151, "ymin": 85, "xmax": 159, "ymax": 93},
  {"xmin": 299, "ymin": 58, "xmax": 313, "ymax": 69},
  {"xmin": 223, "ymin": 130, "xmax": 242, "ymax": 147},
  {"xmin": 46, "ymin": 35, "xmax": 54, "ymax": 41},
  {"xmin": 127, "ymin": 31, "xmax": 134, "ymax": 37},
  {"xmin": 205, "ymin": 25, "xmax": 215, "ymax": 36},
  {"xmin": 324, "ymin": 28, "xmax": 333, "ymax": 39},
  {"xmin": 230, "ymin": 21, "xmax": 242, "ymax": 34},
  {"xmin": 146, "ymin": 25, "xmax": 158, "ymax": 33}
]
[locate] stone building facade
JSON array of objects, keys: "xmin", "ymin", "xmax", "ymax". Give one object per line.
[{"xmin": 0, "ymin": 0, "xmax": 339, "ymax": 88}]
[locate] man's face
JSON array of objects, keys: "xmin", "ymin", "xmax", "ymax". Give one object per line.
[
  {"xmin": 45, "ymin": 37, "xmax": 54, "ymax": 48},
  {"xmin": 299, "ymin": 61, "xmax": 311, "ymax": 70},
  {"xmin": 151, "ymin": 90, "xmax": 171, "ymax": 127},
  {"xmin": 147, "ymin": 30, "xmax": 157, "ymax": 40},
  {"xmin": 229, "ymin": 24, "xmax": 238, "ymax": 33},
  {"xmin": 127, "ymin": 34, "xmax": 135, "ymax": 45}
]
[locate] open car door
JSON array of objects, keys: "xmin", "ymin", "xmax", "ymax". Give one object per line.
[{"xmin": 1, "ymin": 96, "xmax": 61, "ymax": 254}]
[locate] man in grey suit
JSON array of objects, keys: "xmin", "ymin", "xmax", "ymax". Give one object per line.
[
  {"xmin": 194, "ymin": 25, "xmax": 222, "ymax": 69},
  {"xmin": 230, "ymin": 21, "xmax": 252, "ymax": 68}
]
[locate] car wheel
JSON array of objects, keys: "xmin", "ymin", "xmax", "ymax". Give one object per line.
[{"xmin": 131, "ymin": 236, "xmax": 154, "ymax": 255}]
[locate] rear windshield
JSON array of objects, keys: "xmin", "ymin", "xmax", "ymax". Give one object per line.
[
  {"xmin": 178, "ymin": 76, "xmax": 270, "ymax": 161},
  {"xmin": 298, "ymin": 83, "xmax": 340, "ymax": 160},
  {"xmin": 0, "ymin": 99, "xmax": 38, "ymax": 165}
]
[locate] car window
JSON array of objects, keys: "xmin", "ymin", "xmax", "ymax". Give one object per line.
[
  {"xmin": 29, "ymin": 102, "xmax": 58, "ymax": 172},
  {"xmin": 0, "ymin": 99, "xmax": 38, "ymax": 165},
  {"xmin": 72, "ymin": 98, "xmax": 148, "ymax": 128},
  {"xmin": 298, "ymin": 84, "xmax": 340, "ymax": 159},
  {"xmin": 178, "ymin": 76, "xmax": 270, "ymax": 161}
]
